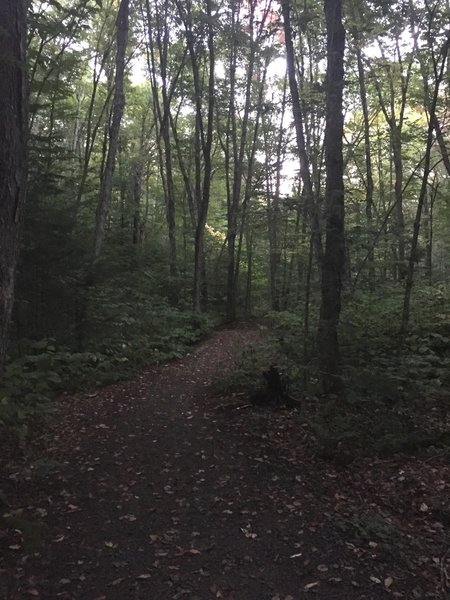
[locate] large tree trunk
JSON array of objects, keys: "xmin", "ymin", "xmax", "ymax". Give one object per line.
[
  {"xmin": 93, "ymin": 0, "xmax": 129, "ymax": 264},
  {"xmin": 0, "ymin": 0, "xmax": 28, "ymax": 369},
  {"xmin": 317, "ymin": 0, "xmax": 346, "ymax": 395}
]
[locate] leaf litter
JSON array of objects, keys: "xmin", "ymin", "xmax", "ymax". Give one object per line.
[{"xmin": 0, "ymin": 325, "xmax": 449, "ymax": 599}]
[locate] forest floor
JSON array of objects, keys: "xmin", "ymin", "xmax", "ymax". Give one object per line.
[{"xmin": 1, "ymin": 325, "xmax": 449, "ymax": 600}]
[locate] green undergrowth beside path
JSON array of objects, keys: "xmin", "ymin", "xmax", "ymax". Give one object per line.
[
  {"xmin": 0, "ymin": 298, "xmax": 213, "ymax": 443},
  {"xmin": 217, "ymin": 284, "xmax": 450, "ymax": 461}
]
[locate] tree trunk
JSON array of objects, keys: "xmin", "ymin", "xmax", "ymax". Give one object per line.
[
  {"xmin": 177, "ymin": 0, "xmax": 215, "ymax": 313},
  {"xmin": 92, "ymin": 0, "xmax": 129, "ymax": 264},
  {"xmin": 268, "ymin": 77, "xmax": 288, "ymax": 311},
  {"xmin": 0, "ymin": 0, "xmax": 28, "ymax": 369},
  {"xmin": 281, "ymin": 0, "xmax": 323, "ymax": 264},
  {"xmin": 353, "ymin": 37, "xmax": 375, "ymax": 290},
  {"xmin": 144, "ymin": 0, "xmax": 183, "ymax": 304},
  {"xmin": 317, "ymin": 0, "xmax": 346, "ymax": 395},
  {"xmin": 400, "ymin": 36, "xmax": 449, "ymax": 336}
]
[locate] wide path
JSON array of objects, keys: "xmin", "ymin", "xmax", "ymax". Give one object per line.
[{"xmin": 0, "ymin": 327, "xmax": 447, "ymax": 599}]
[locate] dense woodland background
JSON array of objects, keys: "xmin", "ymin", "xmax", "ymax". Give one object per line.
[{"xmin": 0, "ymin": 0, "xmax": 449, "ymax": 446}]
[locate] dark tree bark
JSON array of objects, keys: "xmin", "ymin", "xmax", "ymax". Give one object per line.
[
  {"xmin": 317, "ymin": 0, "xmax": 346, "ymax": 395},
  {"xmin": 93, "ymin": 0, "xmax": 129, "ymax": 264},
  {"xmin": 0, "ymin": 0, "xmax": 28, "ymax": 369}
]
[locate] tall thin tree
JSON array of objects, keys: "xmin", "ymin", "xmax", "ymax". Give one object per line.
[
  {"xmin": 317, "ymin": 0, "xmax": 346, "ymax": 394},
  {"xmin": 0, "ymin": 0, "xmax": 28, "ymax": 369},
  {"xmin": 93, "ymin": 0, "xmax": 129, "ymax": 264}
]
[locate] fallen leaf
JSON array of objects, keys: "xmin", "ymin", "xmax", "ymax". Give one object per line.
[
  {"xmin": 384, "ymin": 576, "xmax": 394, "ymax": 589},
  {"xmin": 304, "ymin": 581, "xmax": 320, "ymax": 591}
]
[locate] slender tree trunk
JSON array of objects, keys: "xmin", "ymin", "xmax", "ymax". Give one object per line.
[
  {"xmin": 268, "ymin": 77, "xmax": 287, "ymax": 311},
  {"xmin": 245, "ymin": 226, "xmax": 253, "ymax": 315},
  {"xmin": 93, "ymin": 0, "xmax": 129, "ymax": 264},
  {"xmin": 354, "ymin": 38, "xmax": 375, "ymax": 290},
  {"xmin": 400, "ymin": 36, "xmax": 449, "ymax": 336},
  {"xmin": 392, "ymin": 128, "xmax": 406, "ymax": 277},
  {"xmin": 178, "ymin": 0, "xmax": 215, "ymax": 313},
  {"xmin": 132, "ymin": 161, "xmax": 144, "ymax": 245},
  {"xmin": 226, "ymin": 0, "xmax": 264, "ymax": 321},
  {"xmin": 281, "ymin": 0, "xmax": 323, "ymax": 264},
  {"xmin": 71, "ymin": 29, "xmax": 115, "ymax": 232},
  {"xmin": 372, "ymin": 37, "xmax": 413, "ymax": 281},
  {"xmin": 0, "ymin": 0, "xmax": 28, "ymax": 369},
  {"xmin": 145, "ymin": 0, "xmax": 182, "ymax": 304},
  {"xmin": 317, "ymin": 0, "xmax": 346, "ymax": 395},
  {"xmin": 433, "ymin": 116, "xmax": 450, "ymax": 176}
]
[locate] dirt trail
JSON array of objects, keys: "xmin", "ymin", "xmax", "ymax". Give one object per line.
[{"xmin": 0, "ymin": 327, "xmax": 448, "ymax": 599}]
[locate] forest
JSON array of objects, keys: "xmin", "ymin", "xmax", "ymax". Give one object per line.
[{"xmin": 0, "ymin": 0, "xmax": 450, "ymax": 597}]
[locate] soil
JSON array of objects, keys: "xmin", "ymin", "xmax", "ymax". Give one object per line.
[{"xmin": 1, "ymin": 325, "xmax": 449, "ymax": 600}]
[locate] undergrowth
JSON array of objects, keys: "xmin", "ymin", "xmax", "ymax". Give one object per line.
[
  {"xmin": 220, "ymin": 284, "xmax": 450, "ymax": 459},
  {"xmin": 0, "ymin": 298, "xmax": 213, "ymax": 443}
]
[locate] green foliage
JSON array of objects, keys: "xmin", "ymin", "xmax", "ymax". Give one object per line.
[
  {"xmin": 228, "ymin": 284, "xmax": 450, "ymax": 458},
  {"xmin": 342, "ymin": 285, "xmax": 450, "ymax": 395},
  {"xmin": 1, "ymin": 301, "xmax": 213, "ymax": 440}
]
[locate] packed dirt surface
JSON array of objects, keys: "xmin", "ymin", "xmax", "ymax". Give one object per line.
[{"xmin": 1, "ymin": 326, "xmax": 449, "ymax": 599}]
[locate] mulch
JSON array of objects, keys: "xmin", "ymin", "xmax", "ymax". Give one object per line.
[{"xmin": 0, "ymin": 326, "xmax": 449, "ymax": 599}]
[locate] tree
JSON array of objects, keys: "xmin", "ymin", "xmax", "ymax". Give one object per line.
[
  {"xmin": 400, "ymin": 17, "xmax": 450, "ymax": 335},
  {"xmin": 349, "ymin": 2, "xmax": 375, "ymax": 290},
  {"xmin": 93, "ymin": 0, "xmax": 129, "ymax": 264},
  {"xmin": 143, "ymin": 0, "xmax": 185, "ymax": 303},
  {"xmin": 175, "ymin": 0, "xmax": 216, "ymax": 313},
  {"xmin": 281, "ymin": 0, "xmax": 323, "ymax": 264},
  {"xmin": 0, "ymin": 0, "xmax": 28, "ymax": 369},
  {"xmin": 317, "ymin": 0, "xmax": 346, "ymax": 395}
]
